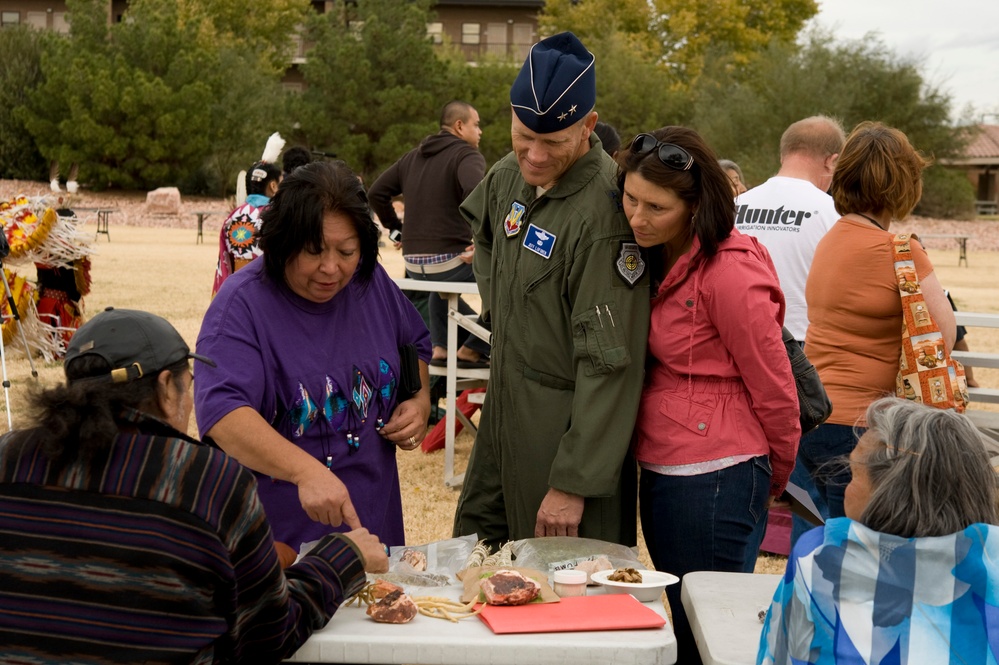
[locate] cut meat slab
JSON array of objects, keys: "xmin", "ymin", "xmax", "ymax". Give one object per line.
[{"xmin": 480, "ymin": 569, "xmax": 541, "ymax": 606}]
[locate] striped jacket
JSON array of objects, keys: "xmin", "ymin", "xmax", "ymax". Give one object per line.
[{"xmin": 0, "ymin": 408, "xmax": 366, "ymax": 664}]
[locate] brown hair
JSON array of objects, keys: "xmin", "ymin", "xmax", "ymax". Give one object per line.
[
  {"xmin": 830, "ymin": 121, "xmax": 930, "ymax": 220},
  {"xmin": 616, "ymin": 126, "xmax": 735, "ymax": 259}
]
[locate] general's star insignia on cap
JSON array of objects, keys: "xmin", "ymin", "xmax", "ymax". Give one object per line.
[{"xmin": 615, "ymin": 242, "xmax": 645, "ymax": 287}]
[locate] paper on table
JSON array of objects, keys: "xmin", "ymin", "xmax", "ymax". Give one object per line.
[{"xmin": 477, "ymin": 594, "xmax": 666, "ymax": 634}]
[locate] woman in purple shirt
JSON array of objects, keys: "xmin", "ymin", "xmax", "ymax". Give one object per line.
[{"xmin": 195, "ymin": 160, "xmax": 431, "ymax": 549}]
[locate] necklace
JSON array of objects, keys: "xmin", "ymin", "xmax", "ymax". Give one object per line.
[{"xmin": 858, "ymin": 213, "xmax": 885, "ymax": 231}]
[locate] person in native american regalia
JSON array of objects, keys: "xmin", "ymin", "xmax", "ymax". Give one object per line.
[
  {"xmin": 212, "ymin": 133, "xmax": 285, "ymax": 298},
  {"xmin": 0, "ymin": 197, "xmax": 92, "ymax": 360}
]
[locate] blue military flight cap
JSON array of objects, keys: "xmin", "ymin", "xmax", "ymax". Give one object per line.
[{"xmin": 510, "ymin": 32, "xmax": 596, "ymax": 134}]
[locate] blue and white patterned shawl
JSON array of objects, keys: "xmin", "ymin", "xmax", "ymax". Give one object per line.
[{"xmin": 758, "ymin": 517, "xmax": 999, "ymax": 664}]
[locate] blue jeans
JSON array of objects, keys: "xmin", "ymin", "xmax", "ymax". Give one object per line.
[
  {"xmin": 795, "ymin": 423, "xmax": 861, "ymax": 522},
  {"xmin": 745, "ymin": 451, "xmax": 828, "ymax": 558},
  {"xmin": 405, "ymin": 262, "xmax": 489, "ymax": 356},
  {"xmin": 640, "ymin": 456, "xmax": 771, "ymax": 665}
]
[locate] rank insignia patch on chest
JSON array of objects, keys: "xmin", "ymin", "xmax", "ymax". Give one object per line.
[
  {"xmin": 504, "ymin": 201, "xmax": 527, "ymax": 238},
  {"xmin": 523, "ymin": 223, "xmax": 557, "ymax": 259},
  {"xmin": 615, "ymin": 242, "xmax": 645, "ymax": 286}
]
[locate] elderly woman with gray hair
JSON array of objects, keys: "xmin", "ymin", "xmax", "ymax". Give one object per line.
[
  {"xmin": 719, "ymin": 159, "xmax": 747, "ymax": 196},
  {"xmin": 758, "ymin": 397, "xmax": 999, "ymax": 664}
]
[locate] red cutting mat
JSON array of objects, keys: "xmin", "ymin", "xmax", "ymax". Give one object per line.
[{"xmin": 477, "ymin": 594, "xmax": 666, "ymax": 634}]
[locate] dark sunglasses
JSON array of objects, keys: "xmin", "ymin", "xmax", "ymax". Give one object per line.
[{"xmin": 630, "ymin": 133, "xmax": 695, "ymax": 171}]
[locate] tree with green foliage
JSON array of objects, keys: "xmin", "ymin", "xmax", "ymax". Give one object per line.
[
  {"xmin": 0, "ymin": 26, "xmax": 49, "ymax": 180},
  {"xmin": 577, "ymin": 31, "xmax": 686, "ymax": 146},
  {"xmin": 688, "ymin": 30, "xmax": 968, "ymax": 214},
  {"xmin": 446, "ymin": 56, "xmax": 519, "ymax": 167},
  {"xmin": 17, "ymin": 0, "xmax": 307, "ymax": 192},
  {"xmin": 294, "ymin": 0, "xmax": 459, "ymax": 181},
  {"xmin": 540, "ymin": 0, "xmax": 817, "ymax": 87}
]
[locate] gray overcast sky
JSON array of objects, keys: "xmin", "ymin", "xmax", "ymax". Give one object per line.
[{"xmin": 810, "ymin": 0, "xmax": 999, "ymax": 123}]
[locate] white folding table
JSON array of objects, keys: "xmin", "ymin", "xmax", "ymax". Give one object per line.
[
  {"xmin": 286, "ymin": 584, "xmax": 676, "ymax": 664},
  {"xmin": 681, "ymin": 571, "xmax": 782, "ymax": 665}
]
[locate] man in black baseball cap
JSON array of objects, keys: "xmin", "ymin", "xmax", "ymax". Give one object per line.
[
  {"xmin": 65, "ymin": 306, "xmax": 216, "ymax": 384},
  {"xmin": 453, "ymin": 32, "xmax": 651, "ymax": 550},
  {"xmin": 0, "ymin": 307, "xmax": 389, "ymax": 662}
]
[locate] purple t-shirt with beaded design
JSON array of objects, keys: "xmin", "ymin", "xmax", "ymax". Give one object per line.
[{"xmin": 195, "ymin": 258, "xmax": 430, "ymax": 548}]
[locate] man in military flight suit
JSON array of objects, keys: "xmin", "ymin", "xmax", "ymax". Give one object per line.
[{"xmin": 452, "ymin": 32, "xmax": 651, "ymax": 547}]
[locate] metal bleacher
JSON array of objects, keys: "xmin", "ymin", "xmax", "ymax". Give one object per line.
[{"xmin": 954, "ymin": 311, "xmax": 999, "ymax": 444}]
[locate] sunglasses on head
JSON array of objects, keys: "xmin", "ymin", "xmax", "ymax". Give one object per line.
[{"xmin": 630, "ymin": 133, "xmax": 695, "ymax": 171}]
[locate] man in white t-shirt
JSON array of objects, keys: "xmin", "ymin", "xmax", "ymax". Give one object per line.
[
  {"xmin": 736, "ymin": 116, "xmax": 845, "ymax": 554},
  {"xmin": 735, "ymin": 116, "xmax": 845, "ymax": 343}
]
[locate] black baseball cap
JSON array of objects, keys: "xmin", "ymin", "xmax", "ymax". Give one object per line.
[{"xmin": 64, "ymin": 307, "xmax": 215, "ymax": 384}]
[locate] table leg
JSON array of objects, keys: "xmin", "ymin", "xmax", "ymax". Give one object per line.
[
  {"xmin": 958, "ymin": 238, "xmax": 968, "ymax": 267},
  {"xmin": 95, "ymin": 211, "xmax": 111, "ymax": 241},
  {"xmin": 197, "ymin": 214, "xmax": 205, "ymax": 244},
  {"xmin": 444, "ymin": 292, "xmax": 461, "ymax": 488}
]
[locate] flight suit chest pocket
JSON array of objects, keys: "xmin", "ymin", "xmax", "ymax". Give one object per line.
[{"xmin": 572, "ymin": 303, "xmax": 631, "ymax": 376}]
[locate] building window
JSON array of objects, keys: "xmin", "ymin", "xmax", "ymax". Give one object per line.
[
  {"xmin": 52, "ymin": 12, "xmax": 70, "ymax": 33},
  {"xmin": 427, "ymin": 21, "xmax": 443, "ymax": 45},
  {"xmin": 461, "ymin": 22, "xmax": 480, "ymax": 45},
  {"xmin": 25, "ymin": 11, "xmax": 47, "ymax": 29},
  {"xmin": 290, "ymin": 25, "xmax": 306, "ymax": 62},
  {"xmin": 485, "ymin": 22, "xmax": 507, "ymax": 56},
  {"xmin": 1, "ymin": 11, "xmax": 20, "ymax": 27},
  {"xmin": 512, "ymin": 23, "xmax": 534, "ymax": 61}
]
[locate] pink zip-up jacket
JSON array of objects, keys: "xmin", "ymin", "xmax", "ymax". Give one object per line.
[{"xmin": 633, "ymin": 230, "xmax": 800, "ymax": 497}]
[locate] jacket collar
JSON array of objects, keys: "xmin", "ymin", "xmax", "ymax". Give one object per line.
[
  {"xmin": 657, "ymin": 229, "xmax": 769, "ymax": 296},
  {"xmin": 116, "ymin": 406, "xmax": 201, "ymax": 445},
  {"xmin": 245, "ymin": 193, "xmax": 271, "ymax": 208}
]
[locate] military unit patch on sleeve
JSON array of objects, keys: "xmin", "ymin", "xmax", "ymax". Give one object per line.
[{"xmin": 615, "ymin": 242, "xmax": 645, "ymax": 286}]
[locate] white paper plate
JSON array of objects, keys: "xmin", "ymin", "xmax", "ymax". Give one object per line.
[{"xmin": 590, "ymin": 569, "xmax": 680, "ymax": 602}]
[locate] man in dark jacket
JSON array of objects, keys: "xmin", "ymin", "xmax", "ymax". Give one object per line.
[{"xmin": 369, "ymin": 101, "xmax": 489, "ymax": 367}]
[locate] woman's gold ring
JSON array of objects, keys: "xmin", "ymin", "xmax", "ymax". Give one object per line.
[{"xmin": 409, "ymin": 436, "xmax": 417, "ymax": 446}]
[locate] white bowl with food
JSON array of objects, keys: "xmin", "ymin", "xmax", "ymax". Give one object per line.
[{"xmin": 590, "ymin": 568, "xmax": 680, "ymax": 602}]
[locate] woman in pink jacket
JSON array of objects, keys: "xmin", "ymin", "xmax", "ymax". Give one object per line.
[{"xmin": 619, "ymin": 126, "xmax": 800, "ymax": 664}]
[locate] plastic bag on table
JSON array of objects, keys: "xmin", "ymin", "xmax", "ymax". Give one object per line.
[
  {"xmin": 510, "ymin": 536, "xmax": 646, "ymax": 580},
  {"xmin": 379, "ymin": 533, "xmax": 480, "ymax": 587},
  {"xmin": 295, "ymin": 534, "xmax": 477, "ymax": 587}
]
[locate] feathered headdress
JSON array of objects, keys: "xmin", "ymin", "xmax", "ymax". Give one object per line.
[
  {"xmin": 235, "ymin": 132, "xmax": 286, "ymax": 206},
  {"xmin": 261, "ymin": 132, "xmax": 286, "ymax": 164}
]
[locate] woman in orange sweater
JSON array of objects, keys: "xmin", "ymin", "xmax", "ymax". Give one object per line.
[{"xmin": 800, "ymin": 121, "xmax": 955, "ymax": 524}]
